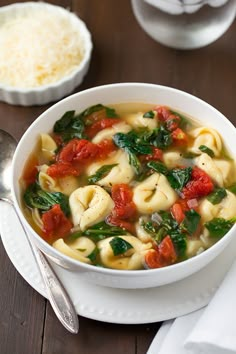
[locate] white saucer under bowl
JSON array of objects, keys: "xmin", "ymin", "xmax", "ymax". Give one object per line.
[{"xmin": 1, "ymin": 201, "xmax": 235, "ymax": 324}]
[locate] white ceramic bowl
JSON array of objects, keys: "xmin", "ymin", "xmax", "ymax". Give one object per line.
[
  {"xmin": 11, "ymin": 83, "xmax": 236, "ymax": 288},
  {"xmin": 0, "ymin": 2, "xmax": 92, "ymax": 106}
]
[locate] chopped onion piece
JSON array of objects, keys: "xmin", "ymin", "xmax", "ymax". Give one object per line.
[
  {"xmin": 187, "ymin": 198, "xmax": 198, "ymax": 209},
  {"xmin": 151, "ymin": 212, "xmax": 163, "ymax": 225}
]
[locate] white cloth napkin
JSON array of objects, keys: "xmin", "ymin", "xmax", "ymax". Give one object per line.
[
  {"xmin": 144, "ymin": 0, "xmax": 228, "ymax": 15},
  {"xmin": 147, "ymin": 259, "xmax": 236, "ymax": 354}
]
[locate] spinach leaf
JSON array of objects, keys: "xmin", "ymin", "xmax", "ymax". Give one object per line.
[
  {"xmin": 182, "ymin": 151, "xmax": 198, "ymax": 159},
  {"xmin": 181, "ymin": 209, "xmax": 201, "ymax": 234},
  {"xmin": 147, "ymin": 161, "xmax": 169, "ymax": 175},
  {"xmin": 113, "ymin": 131, "xmax": 152, "ymax": 155},
  {"xmin": 198, "ymin": 145, "xmax": 215, "ymax": 157},
  {"xmin": 159, "ymin": 211, "xmax": 179, "ymax": 231},
  {"xmin": 113, "ymin": 131, "xmax": 152, "ymax": 174},
  {"xmin": 87, "ymin": 247, "xmax": 99, "ymax": 263},
  {"xmin": 143, "ymin": 110, "xmax": 155, "ymax": 119},
  {"xmin": 149, "ymin": 126, "xmax": 173, "ymax": 149},
  {"xmin": 88, "ymin": 164, "xmax": 118, "ymax": 184},
  {"xmin": 109, "ymin": 237, "xmax": 133, "ymax": 256},
  {"xmin": 205, "ymin": 218, "xmax": 235, "ymax": 238},
  {"xmin": 53, "ymin": 111, "xmax": 76, "ymax": 132},
  {"xmin": 69, "ymin": 221, "xmax": 127, "ymax": 242},
  {"xmin": 169, "ymin": 230, "xmax": 187, "ymax": 257},
  {"xmin": 207, "ymin": 188, "xmax": 227, "ymax": 205},
  {"xmin": 140, "ymin": 212, "xmax": 187, "ymax": 257},
  {"xmin": 142, "ymin": 220, "xmax": 160, "ymax": 237},
  {"xmin": 53, "ymin": 110, "xmax": 86, "ymax": 142},
  {"xmin": 141, "ymin": 216, "xmax": 168, "ymax": 243},
  {"xmin": 24, "ymin": 183, "xmax": 51, "ymax": 211},
  {"xmin": 135, "ymin": 164, "xmax": 153, "ymax": 182},
  {"xmin": 24, "ymin": 183, "xmax": 70, "ymax": 216},
  {"xmin": 167, "ymin": 167, "xmax": 192, "ymax": 191},
  {"xmin": 147, "ymin": 163, "xmax": 192, "ymax": 192},
  {"xmin": 128, "ymin": 152, "xmax": 142, "ymax": 175}
]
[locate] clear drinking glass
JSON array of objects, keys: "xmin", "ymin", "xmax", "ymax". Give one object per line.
[{"xmin": 131, "ymin": 0, "xmax": 236, "ymax": 49}]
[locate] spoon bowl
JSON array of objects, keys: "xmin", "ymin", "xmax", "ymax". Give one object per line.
[{"xmin": 0, "ymin": 129, "xmax": 79, "ymax": 333}]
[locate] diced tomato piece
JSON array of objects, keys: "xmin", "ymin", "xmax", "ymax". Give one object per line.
[
  {"xmin": 59, "ymin": 139, "xmax": 99, "ymax": 163},
  {"xmin": 85, "ymin": 118, "xmax": 121, "ymax": 139},
  {"xmin": 106, "ymin": 215, "xmax": 136, "ymax": 234},
  {"xmin": 97, "ymin": 139, "xmax": 117, "ymax": 159},
  {"xmin": 159, "ymin": 235, "xmax": 177, "ymax": 264},
  {"xmin": 165, "ymin": 114, "xmax": 181, "ymax": 131},
  {"xmin": 145, "ymin": 236, "xmax": 177, "ymax": 269},
  {"xmin": 171, "ymin": 128, "xmax": 188, "ymax": 145},
  {"xmin": 111, "ymin": 184, "xmax": 137, "ymax": 219},
  {"xmin": 182, "ymin": 167, "xmax": 214, "ymax": 199},
  {"xmin": 57, "ymin": 138, "xmax": 116, "ymax": 167},
  {"xmin": 145, "ymin": 249, "xmax": 164, "ymax": 269},
  {"xmin": 171, "ymin": 203, "xmax": 185, "ymax": 224},
  {"xmin": 42, "ymin": 204, "xmax": 73, "ymax": 239},
  {"xmin": 176, "ymin": 198, "xmax": 190, "ymax": 211},
  {"xmin": 154, "ymin": 106, "xmax": 180, "ymax": 131},
  {"xmin": 139, "ymin": 147, "xmax": 163, "ymax": 162},
  {"xmin": 47, "ymin": 162, "xmax": 80, "ymax": 177},
  {"xmin": 107, "ymin": 184, "xmax": 137, "ymax": 233},
  {"xmin": 155, "ymin": 106, "xmax": 171, "ymax": 121}
]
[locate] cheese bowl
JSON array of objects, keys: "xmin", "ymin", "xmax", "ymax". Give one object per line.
[
  {"xmin": 0, "ymin": 2, "xmax": 92, "ymax": 106},
  {"xmin": 11, "ymin": 83, "xmax": 236, "ymax": 288}
]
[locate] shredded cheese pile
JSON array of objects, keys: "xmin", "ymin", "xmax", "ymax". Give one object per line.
[{"xmin": 0, "ymin": 9, "xmax": 85, "ymax": 88}]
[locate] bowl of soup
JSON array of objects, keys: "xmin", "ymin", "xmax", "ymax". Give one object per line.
[{"xmin": 11, "ymin": 83, "xmax": 236, "ymax": 288}]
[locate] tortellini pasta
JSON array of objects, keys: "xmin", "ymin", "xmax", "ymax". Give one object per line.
[
  {"xmin": 186, "ymin": 239, "xmax": 205, "ymax": 258},
  {"xmin": 195, "ymin": 153, "xmax": 235, "ymax": 187},
  {"xmin": 213, "ymin": 159, "xmax": 236, "ymax": 187},
  {"xmin": 86, "ymin": 150, "xmax": 135, "ymax": 187},
  {"xmin": 98, "ymin": 236, "xmax": 152, "ymax": 270},
  {"xmin": 92, "ymin": 122, "xmax": 131, "ymax": 143},
  {"xmin": 163, "ymin": 150, "xmax": 187, "ymax": 169},
  {"xmin": 53, "ymin": 237, "xmax": 96, "ymax": 263},
  {"xmin": 135, "ymin": 219, "xmax": 153, "ymax": 243},
  {"xmin": 69, "ymin": 185, "xmax": 114, "ymax": 231},
  {"xmin": 199, "ymin": 190, "xmax": 236, "ymax": 222},
  {"xmin": 133, "ymin": 173, "xmax": 178, "ymax": 214},
  {"xmin": 188, "ymin": 127, "xmax": 222, "ymax": 157},
  {"xmin": 124, "ymin": 111, "xmax": 157, "ymax": 130},
  {"xmin": 40, "ymin": 133, "xmax": 57, "ymax": 159},
  {"xmin": 38, "ymin": 165, "xmax": 80, "ymax": 195}
]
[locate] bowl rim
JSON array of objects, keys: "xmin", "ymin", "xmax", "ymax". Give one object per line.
[
  {"xmin": 0, "ymin": 1, "xmax": 93, "ymax": 93},
  {"xmin": 11, "ymin": 82, "xmax": 236, "ymax": 277}
]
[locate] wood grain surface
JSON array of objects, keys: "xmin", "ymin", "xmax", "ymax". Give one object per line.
[{"xmin": 0, "ymin": 1, "xmax": 235, "ymax": 353}]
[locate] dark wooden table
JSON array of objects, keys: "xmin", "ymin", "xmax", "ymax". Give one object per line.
[{"xmin": 0, "ymin": 1, "xmax": 235, "ymax": 353}]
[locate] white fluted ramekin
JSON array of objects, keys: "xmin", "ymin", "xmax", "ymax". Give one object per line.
[{"xmin": 0, "ymin": 2, "xmax": 92, "ymax": 106}]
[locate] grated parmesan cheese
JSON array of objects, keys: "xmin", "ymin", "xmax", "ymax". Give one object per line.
[{"xmin": 0, "ymin": 8, "xmax": 85, "ymax": 88}]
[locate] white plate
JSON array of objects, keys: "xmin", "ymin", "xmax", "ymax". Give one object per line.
[{"xmin": 1, "ymin": 201, "xmax": 236, "ymax": 324}]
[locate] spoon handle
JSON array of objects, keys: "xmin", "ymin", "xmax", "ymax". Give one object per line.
[
  {"xmin": 30, "ymin": 242, "xmax": 79, "ymax": 334},
  {"xmin": 7, "ymin": 201, "xmax": 79, "ymax": 333}
]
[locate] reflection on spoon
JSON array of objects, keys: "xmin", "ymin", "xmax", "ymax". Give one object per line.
[{"xmin": 0, "ymin": 129, "xmax": 79, "ymax": 334}]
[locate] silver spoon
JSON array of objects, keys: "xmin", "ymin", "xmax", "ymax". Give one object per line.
[{"xmin": 0, "ymin": 129, "xmax": 79, "ymax": 334}]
